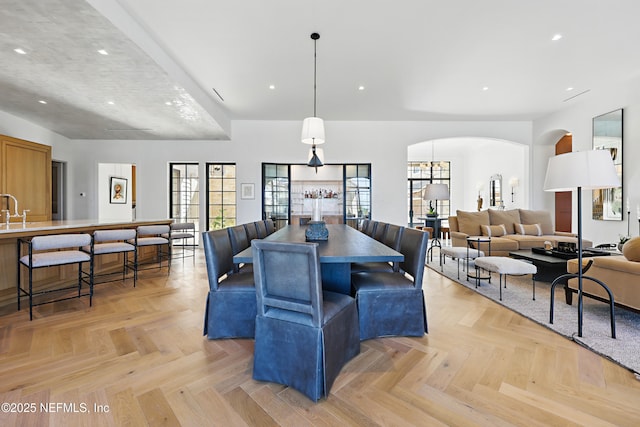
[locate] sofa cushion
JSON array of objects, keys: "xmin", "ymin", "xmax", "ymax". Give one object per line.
[
  {"xmin": 467, "ymin": 236, "xmax": 519, "ymax": 253},
  {"xmin": 488, "ymin": 209, "xmax": 520, "ymax": 234},
  {"xmin": 456, "ymin": 210, "xmax": 490, "ymax": 236},
  {"xmin": 519, "ymin": 209, "xmax": 553, "ymax": 235},
  {"xmin": 515, "ymin": 223, "xmax": 542, "ymax": 236},
  {"xmin": 481, "ymin": 224, "xmax": 507, "ymax": 237},
  {"xmin": 622, "ymin": 236, "xmax": 640, "ymax": 262}
]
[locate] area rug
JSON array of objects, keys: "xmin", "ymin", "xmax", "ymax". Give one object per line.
[{"xmin": 427, "ymin": 255, "xmax": 640, "ymax": 375}]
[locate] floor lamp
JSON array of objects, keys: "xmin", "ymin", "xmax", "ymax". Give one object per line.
[{"xmin": 544, "ymin": 150, "xmax": 620, "ymax": 337}]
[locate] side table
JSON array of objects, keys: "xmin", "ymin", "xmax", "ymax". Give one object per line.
[{"xmin": 467, "ymin": 236, "xmax": 491, "ymax": 283}]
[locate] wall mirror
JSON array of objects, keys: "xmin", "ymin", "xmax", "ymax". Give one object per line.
[
  {"xmin": 489, "ymin": 174, "xmax": 502, "ymax": 208},
  {"xmin": 592, "ymin": 109, "xmax": 623, "ymax": 221}
]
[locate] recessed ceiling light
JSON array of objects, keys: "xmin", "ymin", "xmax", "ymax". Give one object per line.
[
  {"xmin": 38, "ymin": 100, "xmax": 47, "ymax": 104},
  {"xmin": 269, "ymin": 84, "xmax": 275, "ymax": 90},
  {"xmin": 482, "ymin": 86, "xmax": 489, "ymax": 91},
  {"xmin": 97, "ymin": 49, "xmax": 109, "ymax": 55},
  {"xmin": 165, "ymin": 101, "xmax": 172, "ymax": 106},
  {"xmin": 552, "ymin": 34, "xmax": 563, "ymax": 41},
  {"xmin": 14, "ymin": 48, "xmax": 26, "ymax": 55},
  {"xmin": 358, "ymin": 85, "xmax": 365, "ymax": 91},
  {"xmin": 107, "ymin": 101, "xmax": 115, "ymax": 105},
  {"xmin": 566, "ymin": 87, "xmax": 574, "ymax": 91}
]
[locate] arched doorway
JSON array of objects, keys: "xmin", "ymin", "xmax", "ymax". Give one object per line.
[{"xmin": 555, "ymin": 134, "xmax": 573, "ymax": 232}]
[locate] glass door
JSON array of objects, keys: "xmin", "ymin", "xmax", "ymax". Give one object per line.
[
  {"xmin": 262, "ymin": 163, "xmax": 290, "ymax": 230},
  {"xmin": 344, "ymin": 164, "xmax": 371, "ymax": 229}
]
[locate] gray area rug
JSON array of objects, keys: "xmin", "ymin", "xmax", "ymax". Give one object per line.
[{"xmin": 427, "ymin": 254, "xmax": 640, "ymax": 375}]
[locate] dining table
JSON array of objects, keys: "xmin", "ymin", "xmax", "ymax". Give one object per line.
[{"xmin": 233, "ymin": 224, "xmax": 404, "ymax": 294}]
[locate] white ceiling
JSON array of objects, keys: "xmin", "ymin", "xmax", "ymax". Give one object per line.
[{"xmin": 2, "ymin": 0, "xmax": 640, "ymax": 140}]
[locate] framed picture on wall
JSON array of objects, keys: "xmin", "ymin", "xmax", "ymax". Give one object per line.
[
  {"xmin": 241, "ymin": 183, "xmax": 255, "ymax": 200},
  {"xmin": 110, "ymin": 177, "xmax": 128, "ymax": 204}
]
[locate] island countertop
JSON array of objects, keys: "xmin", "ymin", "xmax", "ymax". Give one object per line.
[{"xmin": 0, "ymin": 218, "xmax": 173, "ymax": 239}]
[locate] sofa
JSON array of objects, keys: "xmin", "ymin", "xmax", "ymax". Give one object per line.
[
  {"xmin": 448, "ymin": 209, "xmax": 592, "ymax": 256},
  {"xmin": 566, "ymin": 237, "xmax": 640, "ymax": 312}
]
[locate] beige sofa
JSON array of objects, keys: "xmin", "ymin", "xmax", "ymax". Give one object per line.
[
  {"xmin": 566, "ymin": 240, "xmax": 640, "ymax": 312},
  {"xmin": 448, "ymin": 209, "xmax": 592, "ymax": 256}
]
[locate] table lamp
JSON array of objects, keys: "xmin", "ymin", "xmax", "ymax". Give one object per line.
[
  {"xmin": 544, "ymin": 149, "xmax": 619, "ymax": 337},
  {"xmin": 423, "ymin": 183, "xmax": 449, "ymax": 216}
]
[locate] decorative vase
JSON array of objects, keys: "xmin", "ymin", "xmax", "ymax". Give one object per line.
[{"xmin": 312, "ymin": 198, "xmax": 322, "ymax": 222}]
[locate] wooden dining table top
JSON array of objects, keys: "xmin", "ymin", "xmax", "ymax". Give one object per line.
[{"xmin": 233, "ymin": 224, "xmax": 403, "ymax": 264}]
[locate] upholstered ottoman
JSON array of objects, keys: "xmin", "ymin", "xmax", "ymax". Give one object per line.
[
  {"xmin": 474, "ymin": 256, "xmax": 537, "ymax": 301},
  {"xmin": 440, "ymin": 246, "xmax": 484, "ymax": 279}
]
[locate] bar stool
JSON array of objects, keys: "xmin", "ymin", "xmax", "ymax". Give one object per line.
[
  {"xmin": 129, "ymin": 225, "xmax": 171, "ymax": 279},
  {"xmin": 18, "ymin": 233, "xmax": 93, "ymax": 320},
  {"xmin": 83, "ymin": 229, "xmax": 137, "ymax": 286},
  {"xmin": 169, "ymin": 222, "xmax": 196, "ymax": 263}
]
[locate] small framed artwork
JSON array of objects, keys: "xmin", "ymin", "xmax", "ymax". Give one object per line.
[
  {"xmin": 241, "ymin": 183, "xmax": 255, "ymax": 200},
  {"xmin": 110, "ymin": 177, "xmax": 128, "ymax": 204}
]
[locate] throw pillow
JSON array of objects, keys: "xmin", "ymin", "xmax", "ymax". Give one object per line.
[
  {"xmin": 519, "ymin": 209, "xmax": 553, "ymax": 235},
  {"xmin": 456, "ymin": 210, "xmax": 490, "ymax": 236},
  {"xmin": 488, "ymin": 209, "xmax": 520, "ymax": 234},
  {"xmin": 515, "ymin": 223, "xmax": 542, "ymax": 236},
  {"xmin": 623, "ymin": 236, "xmax": 640, "ymax": 262},
  {"xmin": 481, "ymin": 224, "xmax": 507, "ymax": 237}
]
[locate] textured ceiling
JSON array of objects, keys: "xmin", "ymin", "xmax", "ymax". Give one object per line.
[
  {"xmin": 0, "ymin": 0, "xmax": 228, "ymax": 140},
  {"xmin": 1, "ymin": 0, "xmax": 640, "ymax": 140}
]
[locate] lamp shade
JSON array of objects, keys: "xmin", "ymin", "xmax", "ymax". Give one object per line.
[
  {"xmin": 301, "ymin": 117, "xmax": 325, "ymax": 145},
  {"xmin": 544, "ymin": 150, "xmax": 620, "ymax": 192},
  {"xmin": 423, "ymin": 183, "xmax": 450, "ymax": 200}
]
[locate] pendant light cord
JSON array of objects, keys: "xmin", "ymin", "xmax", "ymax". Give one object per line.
[{"xmin": 311, "ymin": 33, "xmax": 320, "ymax": 117}]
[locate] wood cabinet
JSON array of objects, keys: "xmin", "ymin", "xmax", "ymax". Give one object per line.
[{"xmin": 0, "ymin": 134, "xmax": 52, "ymax": 222}]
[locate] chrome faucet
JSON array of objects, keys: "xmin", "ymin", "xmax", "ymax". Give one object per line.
[{"xmin": 0, "ymin": 194, "xmax": 27, "ymax": 224}]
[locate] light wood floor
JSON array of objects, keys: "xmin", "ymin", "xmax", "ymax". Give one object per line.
[{"xmin": 1, "ymin": 251, "xmax": 639, "ymax": 426}]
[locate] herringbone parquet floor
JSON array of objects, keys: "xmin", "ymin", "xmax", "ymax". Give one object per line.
[{"xmin": 1, "ymin": 251, "xmax": 639, "ymax": 426}]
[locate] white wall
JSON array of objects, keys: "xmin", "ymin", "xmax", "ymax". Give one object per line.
[
  {"xmin": 532, "ymin": 74, "xmax": 640, "ymax": 245},
  {"xmin": 54, "ymin": 121, "xmax": 530, "ymax": 230},
  {"xmin": 0, "ymin": 108, "xmax": 533, "ymax": 230},
  {"xmin": 408, "ymin": 138, "xmax": 529, "ymax": 215}
]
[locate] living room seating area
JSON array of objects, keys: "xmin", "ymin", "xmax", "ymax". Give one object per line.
[{"xmin": 448, "ymin": 208, "xmax": 593, "ymax": 256}]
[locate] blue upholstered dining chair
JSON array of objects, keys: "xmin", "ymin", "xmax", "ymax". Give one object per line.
[
  {"xmin": 351, "ymin": 227, "xmax": 429, "ymax": 340},
  {"xmin": 264, "ymin": 219, "xmax": 276, "ymax": 235},
  {"xmin": 244, "ymin": 222, "xmax": 259, "ymax": 242},
  {"xmin": 372, "ymin": 221, "xmax": 388, "ymax": 242},
  {"xmin": 202, "ymin": 229, "xmax": 256, "ymax": 339},
  {"xmin": 254, "ymin": 220, "xmax": 268, "ymax": 238},
  {"xmin": 363, "ymin": 220, "xmax": 377, "ymax": 237},
  {"xmin": 251, "ymin": 240, "xmax": 360, "ymax": 401},
  {"xmin": 228, "ymin": 224, "xmax": 251, "ymax": 273},
  {"xmin": 351, "ymin": 224, "xmax": 404, "ymax": 274}
]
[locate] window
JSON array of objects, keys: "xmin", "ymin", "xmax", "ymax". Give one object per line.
[
  {"xmin": 407, "ymin": 161, "xmax": 450, "ymax": 226},
  {"xmin": 170, "ymin": 163, "xmax": 200, "ymax": 242},
  {"xmin": 207, "ymin": 163, "xmax": 236, "ymax": 230}
]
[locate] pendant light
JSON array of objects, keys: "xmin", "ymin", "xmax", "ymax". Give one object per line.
[{"xmin": 302, "ymin": 32, "xmax": 325, "ymax": 171}]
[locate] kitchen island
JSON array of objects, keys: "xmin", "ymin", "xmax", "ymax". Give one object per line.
[{"xmin": 0, "ymin": 219, "xmax": 173, "ymax": 307}]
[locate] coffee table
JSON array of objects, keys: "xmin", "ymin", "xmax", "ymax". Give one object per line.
[{"xmin": 509, "ymin": 249, "xmax": 568, "ymax": 282}]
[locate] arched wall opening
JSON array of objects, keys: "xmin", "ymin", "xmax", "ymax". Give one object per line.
[{"xmin": 407, "ymin": 137, "xmax": 529, "ymax": 221}]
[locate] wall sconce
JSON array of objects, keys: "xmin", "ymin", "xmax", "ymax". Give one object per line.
[{"xmin": 509, "ymin": 177, "xmax": 519, "ymax": 202}]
